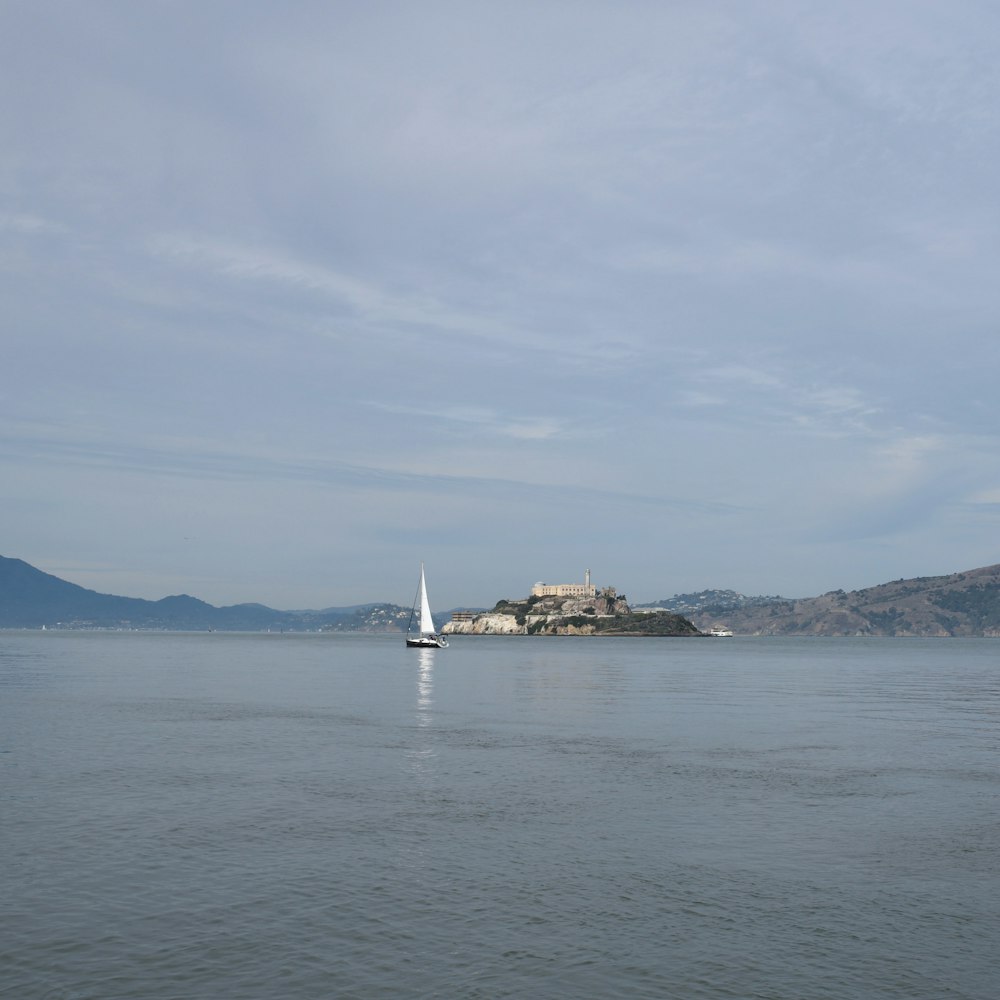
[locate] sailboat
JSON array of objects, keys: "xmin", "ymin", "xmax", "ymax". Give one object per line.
[{"xmin": 406, "ymin": 563, "xmax": 449, "ymax": 648}]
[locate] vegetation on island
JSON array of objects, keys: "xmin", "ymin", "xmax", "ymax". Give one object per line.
[{"xmin": 529, "ymin": 611, "xmax": 701, "ymax": 637}]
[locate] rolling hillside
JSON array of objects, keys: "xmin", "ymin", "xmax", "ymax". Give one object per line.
[
  {"xmin": 685, "ymin": 564, "xmax": 1000, "ymax": 636},
  {"xmin": 0, "ymin": 556, "xmax": 411, "ymax": 631}
]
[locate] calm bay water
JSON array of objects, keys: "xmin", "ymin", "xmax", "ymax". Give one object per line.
[{"xmin": 2, "ymin": 632, "xmax": 998, "ymax": 999}]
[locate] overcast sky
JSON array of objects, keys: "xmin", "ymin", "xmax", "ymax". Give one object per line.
[{"xmin": 3, "ymin": 1, "xmax": 1000, "ymax": 610}]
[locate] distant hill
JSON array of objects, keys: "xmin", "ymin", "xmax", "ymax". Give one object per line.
[
  {"xmin": 7, "ymin": 554, "xmax": 1000, "ymax": 636},
  {"xmin": 680, "ymin": 565, "xmax": 1000, "ymax": 637},
  {"xmin": 635, "ymin": 589, "xmax": 790, "ymax": 616},
  {"xmin": 0, "ymin": 556, "xmax": 413, "ymax": 631}
]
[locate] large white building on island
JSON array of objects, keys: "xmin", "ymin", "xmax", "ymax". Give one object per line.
[{"xmin": 531, "ymin": 569, "xmax": 598, "ymax": 599}]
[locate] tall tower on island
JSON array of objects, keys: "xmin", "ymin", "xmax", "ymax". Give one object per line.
[{"xmin": 585, "ymin": 568, "xmax": 591, "ymax": 590}]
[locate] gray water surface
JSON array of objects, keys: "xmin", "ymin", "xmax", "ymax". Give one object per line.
[{"xmin": 2, "ymin": 632, "xmax": 998, "ymax": 998}]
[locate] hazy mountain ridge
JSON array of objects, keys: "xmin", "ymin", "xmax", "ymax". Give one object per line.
[
  {"xmin": 5, "ymin": 555, "xmax": 1000, "ymax": 635},
  {"xmin": 0, "ymin": 556, "xmax": 414, "ymax": 631},
  {"xmin": 682, "ymin": 564, "xmax": 1000, "ymax": 636},
  {"xmin": 636, "ymin": 589, "xmax": 790, "ymax": 615}
]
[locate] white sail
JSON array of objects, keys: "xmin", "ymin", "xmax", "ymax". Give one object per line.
[{"xmin": 418, "ymin": 563, "xmax": 436, "ymax": 634}]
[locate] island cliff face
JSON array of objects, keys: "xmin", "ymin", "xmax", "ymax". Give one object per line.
[{"xmin": 442, "ymin": 592, "xmax": 701, "ymax": 637}]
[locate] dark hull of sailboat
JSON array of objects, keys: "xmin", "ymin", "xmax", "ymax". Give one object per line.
[{"xmin": 406, "ymin": 635, "xmax": 448, "ymax": 648}]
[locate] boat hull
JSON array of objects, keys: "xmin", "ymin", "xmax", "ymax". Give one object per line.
[{"xmin": 406, "ymin": 635, "xmax": 448, "ymax": 648}]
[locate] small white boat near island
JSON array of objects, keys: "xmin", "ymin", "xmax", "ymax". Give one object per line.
[
  {"xmin": 708, "ymin": 626, "xmax": 734, "ymax": 637},
  {"xmin": 405, "ymin": 563, "xmax": 448, "ymax": 648}
]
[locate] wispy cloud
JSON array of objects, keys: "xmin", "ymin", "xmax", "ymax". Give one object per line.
[
  {"xmin": 679, "ymin": 359, "xmax": 883, "ymax": 439},
  {"xmin": 0, "ymin": 419, "xmax": 736, "ymax": 515},
  {"xmin": 611, "ymin": 234, "xmax": 955, "ymax": 309},
  {"xmin": 148, "ymin": 233, "xmax": 545, "ymax": 348},
  {"xmin": 365, "ymin": 402, "xmax": 566, "ymax": 441},
  {"xmin": 0, "ymin": 212, "xmax": 68, "ymax": 235},
  {"xmin": 150, "ymin": 234, "xmax": 384, "ymax": 312}
]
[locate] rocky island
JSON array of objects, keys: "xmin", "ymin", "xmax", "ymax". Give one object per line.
[{"xmin": 442, "ymin": 571, "xmax": 701, "ymax": 637}]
